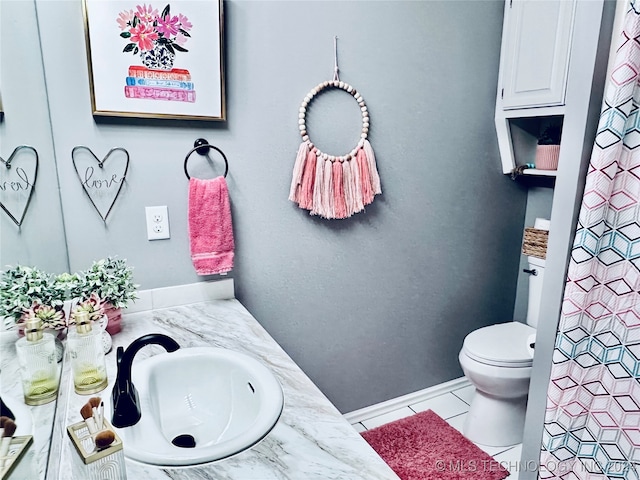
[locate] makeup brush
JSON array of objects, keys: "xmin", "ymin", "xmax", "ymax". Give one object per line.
[
  {"xmin": 94, "ymin": 430, "xmax": 115, "ymax": 451},
  {"xmin": 0, "ymin": 418, "xmax": 16, "ymax": 457},
  {"xmin": 88, "ymin": 397, "xmax": 102, "ymax": 430},
  {"xmin": 80, "ymin": 403, "xmax": 98, "ymax": 434},
  {"xmin": 99, "ymin": 401, "xmax": 104, "ymax": 431}
]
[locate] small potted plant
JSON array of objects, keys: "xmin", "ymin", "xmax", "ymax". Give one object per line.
[
  {"xmin": 78, "ymin": 257, "xmax": 138, "ymax": 335},
  {"xmin": 535, "ymin": 124, "xmax": 562, "ymax": 170},
  {"xmin": 0, "ymin": 265, "xmax": 66, "ymax": 333}
]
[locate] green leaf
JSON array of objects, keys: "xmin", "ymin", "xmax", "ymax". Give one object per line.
[
  {"xmin": 134, "ymin": 47, "xmax": 139, "ymax": 55},
  {"xmin": 172, "ymin": 44, "xmax": 188, "ymax": 53},
  {"xmin": 120, "ymin": 31, "xmax": 131, "ymax": 38},
  {"xmin": 165, "ymin": 43, "xmax": 175, "ymax": 55},
  {"xmin": 161, "ymin": 4, "xmax": 170, "ymax": 20},
  {"xmin": 132, "ymin": 15, "xmax": 139, "ymax": 27},
  {"xmin": 179, "ymin": 29, "xmax": 191, "ymax": 37},
  {"xmin": 157, "ymin": 37, "xmax": 168, "ymax": 44},
  {"xmin": 123, "ymin": 43, "xmax": 136, "ymax": 53}
]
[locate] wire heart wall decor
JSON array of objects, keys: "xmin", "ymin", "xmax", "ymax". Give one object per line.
[
  {"xmin": 0, "ymin": 146, "xmax": 39, "ymax": 227},
  {"xmin": 72, "ymin": 146, "xmax": 130, "ymax": 222}
]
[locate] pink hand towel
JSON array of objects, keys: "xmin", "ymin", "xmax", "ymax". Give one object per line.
[{"xmin": 188, "ymin": 176, "xmax": 234, "ymax": 275}]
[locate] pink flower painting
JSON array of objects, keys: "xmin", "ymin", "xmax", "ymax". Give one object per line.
[
  {"xmin": 116, "ymin": 3, "xmax": 196, "ymax": 103},
  {"xmin": 117, "ymin": 3, "xmax": 192, "ymax": 60}
]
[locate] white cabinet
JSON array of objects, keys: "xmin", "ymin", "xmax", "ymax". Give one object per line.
[
  {"xmin": 495, "ymin": 0, "xmax": 578, "ymax": 175},
  {"xmin": 501, "ymin": 0, "xmax": 577, "ymax": 109}
]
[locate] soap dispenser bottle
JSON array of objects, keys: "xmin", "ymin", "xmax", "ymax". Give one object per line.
[
  {"xmin": 67, "ymin": 311, "xmax": 108, "ymax": 394},
  {"xmin": 15, "ymin": 318, "xmax": 60, "ymax": 405}
]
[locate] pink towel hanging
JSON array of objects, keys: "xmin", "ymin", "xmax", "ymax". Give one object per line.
[{"xmin": 188, "ymin": 176, "xmax": 234, "ymax": 275}]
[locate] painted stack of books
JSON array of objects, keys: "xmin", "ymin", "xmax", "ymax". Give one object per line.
[{"xmin": 124, "ymin": 66, "xmax": 196, "ymax": 103}]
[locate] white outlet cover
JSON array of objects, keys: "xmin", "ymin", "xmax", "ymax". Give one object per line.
[{"xmin": 145, "ymin": 206, "xmax": 170, "ymax": 240}]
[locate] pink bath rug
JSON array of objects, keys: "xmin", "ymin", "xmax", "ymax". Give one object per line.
[{"xmin": 361, "ymin": 410, "xmax": 510, "ymax": 480}]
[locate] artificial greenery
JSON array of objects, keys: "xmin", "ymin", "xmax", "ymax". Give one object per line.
[
  {"xmin": 55, "ymin": 272, "xmax": 84, "ymax": 301},
  {"xmin": 0, "ymin": 257, "xmax": 138, "ymax": 328},
  {"xmin": 538, "ymin": 124, "xmax": 562, "ymax": 145},
  {"xmin": 0, "ymin": 265, "xmax": 65, "ymax": 327},
  {"xmin": 78, "ymin": 257, "xmax": 138, "ymax": 308}
]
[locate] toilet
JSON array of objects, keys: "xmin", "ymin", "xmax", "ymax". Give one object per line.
[{"xmin": 458, "ymin": 255, "xmax": 544, "ymax": 447}]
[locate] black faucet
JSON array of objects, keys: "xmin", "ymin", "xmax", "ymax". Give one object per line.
[{"xmin": 111, "ymin": 333, "xmax": 180, "ymax": 428}]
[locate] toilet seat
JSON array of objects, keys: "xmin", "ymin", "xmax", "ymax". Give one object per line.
[{"xmin": 462, "ymin": 322, "xmax": 535, "ymax": 368}]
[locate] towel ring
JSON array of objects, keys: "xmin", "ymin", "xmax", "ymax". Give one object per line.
[{"xmin": 184, "ymin": 138, "xmax": 228, "ymax": 179}]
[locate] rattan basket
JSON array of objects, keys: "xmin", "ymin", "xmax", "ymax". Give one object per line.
[{"xmin": 522, "ymin": 227, "xmax": 548, "ymax": 259}]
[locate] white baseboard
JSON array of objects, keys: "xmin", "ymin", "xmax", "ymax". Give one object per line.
[
  {"xmin": 343, "ymin": 377, "xmax": 471, "ymax": 424},
  {"xmin": 124, "ymin": 278, "xmax": 235, "ymax": 313}
]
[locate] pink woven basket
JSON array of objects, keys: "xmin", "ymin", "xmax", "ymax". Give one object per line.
[{"xmin": 535, "ymin": 144, "xmax": 560, "ymax": 170}]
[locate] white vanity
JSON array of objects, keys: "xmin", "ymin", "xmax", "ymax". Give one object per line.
[{"xmin": 3, "ymin": 284, "xmax": 399, "ymax": 479}]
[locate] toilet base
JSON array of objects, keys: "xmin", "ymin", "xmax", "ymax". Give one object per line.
[{"xmin": 463, "ymin": 389, "xmax": 527, "ymax": 447}]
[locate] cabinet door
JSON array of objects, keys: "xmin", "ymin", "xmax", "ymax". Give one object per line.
[{"xmin": 501, "ymin": 0, "xmax": 576, "ymax": 110}]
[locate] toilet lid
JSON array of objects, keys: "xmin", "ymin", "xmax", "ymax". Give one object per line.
[{"xmin": 462, "ymin": 322, "xmax": 535, "ymax": 367}]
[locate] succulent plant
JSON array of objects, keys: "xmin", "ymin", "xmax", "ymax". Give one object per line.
[
  {"xmin": 70, "ymin": 292, "xmax": 105, "ymax": 323},
  {"xmin": 19, "ymin": 303, "xmax": 66, "ymax": 331}
]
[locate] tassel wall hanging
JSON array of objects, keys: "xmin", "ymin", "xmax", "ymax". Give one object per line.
[{"xmin": 289, "ymin": 37, "xmax": 381, "ymax": 219}]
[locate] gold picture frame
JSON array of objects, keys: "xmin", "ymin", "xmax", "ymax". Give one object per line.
[{"xmin": 82, "ymin": 0, "xmax": 225, "ymax": 121}]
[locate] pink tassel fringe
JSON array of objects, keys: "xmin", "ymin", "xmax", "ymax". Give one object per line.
[
  {"xmin": 311, "ymin": 153, "xmax": 325, "ymax": 217},
  {"xmin": 323, "ymin": 159, "xmax": 335, "ymax": 219},
  {"xmin": 357, "ymin": 148, "xmax": 374, "ymax": 206},
  {"xmin": 363, "ymin": 140, "xmax": 382, "ymax": 195},
  {"xmin": 342, "ymin": 161, "xmax": 354, "ymax": 217},
  {"xmin": 350, "ymin": 154, "xmax": 364, "ymax": 214},
  {"xmin": 289, "ymin": 142, "xmax": 309, "ymax": 203},
  {"xmin": 299, "ymin": 150, "xmax": 317, "ymax": 210},
  {"xmin": 333, "ymin": 161, "xmax": 347, "ymax": 219},
  {"xmin": 290, "ymin": 141, "xmax": 380, "ymax": 219}
]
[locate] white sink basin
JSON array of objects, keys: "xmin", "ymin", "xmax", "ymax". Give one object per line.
[{"xmin": 116, "ymin": 347, "xmax": 284, "ymax": 466}]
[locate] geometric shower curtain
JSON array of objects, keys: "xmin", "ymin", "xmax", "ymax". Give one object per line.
[{"xmin": 539, "ymin": 4, "xmax": 640, "ymax": 480}]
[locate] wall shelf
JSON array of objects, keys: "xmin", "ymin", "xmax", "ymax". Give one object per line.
[{"xmin": 521, "ymin": 169, "xmax": 557, "ymax": 177}]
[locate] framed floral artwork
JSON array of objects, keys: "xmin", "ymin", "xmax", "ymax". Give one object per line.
[{"xmin": 82, "ymin": 0, "xmax": 225, "ymax": 121}]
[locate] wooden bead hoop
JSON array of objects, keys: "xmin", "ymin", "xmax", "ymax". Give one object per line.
[{"xmin": 298, "ymin": 80, "xmax": 370, "ymax": 163}]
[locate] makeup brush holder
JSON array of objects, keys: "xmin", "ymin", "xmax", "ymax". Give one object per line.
[
  {"xmin": 0, "ymin": 435, "xmax": 34, "ymax": 480},
  {"xmin": 67, "ymin": 419, "xmax": 126, "ymax": 480}
]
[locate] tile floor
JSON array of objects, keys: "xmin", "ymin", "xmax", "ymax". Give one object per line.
[{"xmin": 350, "ymin": 384, "xmax": 523, "ymax": 479}]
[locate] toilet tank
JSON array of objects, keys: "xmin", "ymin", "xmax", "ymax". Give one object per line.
[{"xmin": 526, "ymin": 256, "xmax": 545, "ymax": 329}]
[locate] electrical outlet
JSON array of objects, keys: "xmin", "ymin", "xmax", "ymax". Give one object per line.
[{"xmin": 145, "ymin": 206, "xmax": 170, "ymax": 240}]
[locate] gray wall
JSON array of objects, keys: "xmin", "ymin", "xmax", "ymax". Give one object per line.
[{"xmin": 34, "ymin": 0, "xmax": 527, "ymax": 413}]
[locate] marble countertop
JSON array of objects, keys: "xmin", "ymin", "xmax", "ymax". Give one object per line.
[{"xmin": 46, "ymin": 299, "xmax": 399, "ymax": 479}]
